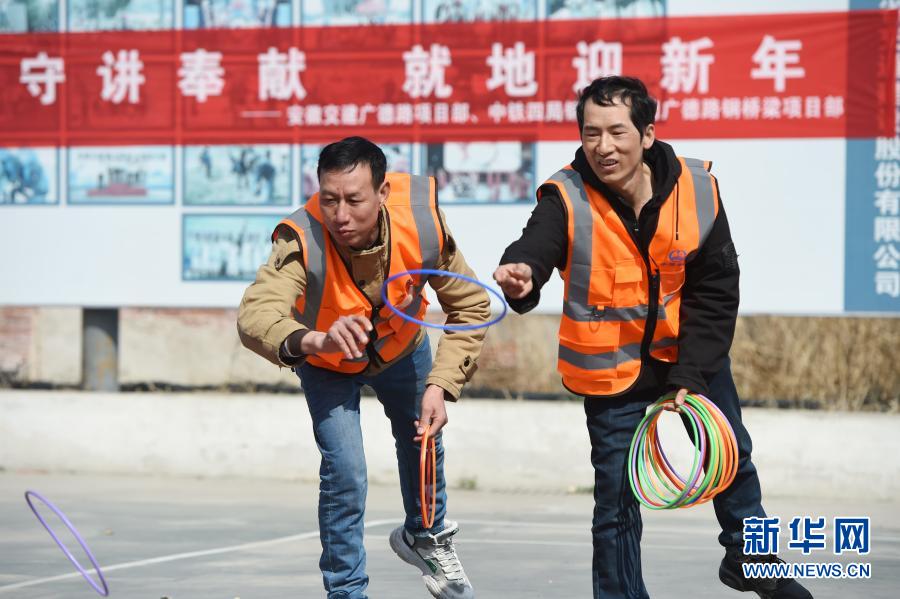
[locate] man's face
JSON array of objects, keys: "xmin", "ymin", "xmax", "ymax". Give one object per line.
[
  {"xmin": 580, "ymin": 97, "xmax": 655, "ymax": 193},
  {"xmin": 318, "ymin": 163, "xmax": 388, "ymax": 250}
]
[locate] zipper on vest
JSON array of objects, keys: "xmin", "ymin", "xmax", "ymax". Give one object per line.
[
  {"xmin": 625, "ymin": 213, "xmax": 645, "ymax": 262},
  {"xmin": 598, "ymin": 195, "xmax": 662, "ymax": 397},
  {"xmin": 625, "ymin": 204, "xmax": 661, "ymax": 360},
  {"xmin": 364, "ymin": 210, "xmax": 394, "ymax": 362},
  {"xmin": 369, "ymin": 210, "xmax": 394, "ymax": 355},
  {"xmin": 337, "ymin": 241, "xmax": 379, "ymax": 363},
  {"xmin": 642, "ymin": 271, "xmax": 661, "ymax": 359},
  {"xmin": 352, "ymin": 273, "xmax": 381, "ymax": 363}
]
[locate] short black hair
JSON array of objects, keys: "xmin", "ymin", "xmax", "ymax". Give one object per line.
[
  {"xmin": 576, "ymin": 76, "xmax": 657, "ymax": 136},
  {"xmin": 317, "ymin": 136, "xmax": 387, "ymax": 189}
]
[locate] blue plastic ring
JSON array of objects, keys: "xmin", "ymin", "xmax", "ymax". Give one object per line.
[
  {"xmin": 380, "ymin": 268, "xmax": 508, "ymax": 330},
  {"xmin": 25, "ymin": 490, "xmax": 109, "ymax": 596}
]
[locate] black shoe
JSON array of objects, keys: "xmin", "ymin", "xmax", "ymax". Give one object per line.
[{"xmin": 719, "ymin": 547, "xmax": 813, "ymax": 598}]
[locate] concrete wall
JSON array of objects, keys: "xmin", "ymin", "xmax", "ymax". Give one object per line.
[
  {"xmin": 1, "ymin": 307, "xmax": 896, "ymax": 409},
  {"xmin": 2, "ymin": 390, "xmax": 898, "ymax": 501},
  {"xmin": 118, "ymin": 308, "xmax": 298, "ymax": 388},
  {"xmin": 0, "ymin": 307, "xmax": 81, "ymax": 386}
]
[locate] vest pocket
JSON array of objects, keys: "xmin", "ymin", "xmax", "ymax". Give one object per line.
[
  {"xmin": 611, "ymin": 261, "xmax": 644, "ymax": 306},
  {"xmin": 379, "ymin": 291, "xmax": 429, "ymax": 333},
  {"xmin": 587, "ymin": 266, "xmax": 615, "ymax": 308},
  {"xmin": 384, "ymin": 276, "xmax": 411, "ymax": 307},
  {"xmin": 559, "ymin": 321, "xmax": 620, "ymax": 351},
  {"xmin": 658, "ymin": 264, "xmax": 686, "ymax": 298}
]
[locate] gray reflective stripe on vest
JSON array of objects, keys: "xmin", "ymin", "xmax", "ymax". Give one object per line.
[
  {"xmin": 559, "ymin": 336, "xmax": 679, "ymax": 371},
  {"xmin": 285, "ymin": 208, "xmax": 326, "ymax": 329},
  {"xmin": 548, "ymin": 169, "xmax": 593, "ymax": 307},
  {"xmin": 551, "ymin": 168, "xmax": 664, "ymax": 324},
  {"xmin": 409, "ymin": 174, "xmax": 440, "ymax": 271},
  {"xmin": 558, "ymin": 342, "xmax": 642, "ymax": 371},
  {"xmin": 682, "ymin": 158, "xmax": 717, "ymax": 247},
  {"xmin": 563, "ymin": 301, "xmax": 666, "ymax": 322},
  {"xmin": 372, "ymin": 175, "xmax": 438, "ymax": 352}
]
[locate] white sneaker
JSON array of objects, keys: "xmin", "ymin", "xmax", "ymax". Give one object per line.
[{"xmin": 389, "ymin": 521, "xmax": 475, "ymax": 599}]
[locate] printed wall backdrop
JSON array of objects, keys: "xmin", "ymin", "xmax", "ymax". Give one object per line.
[{"xmin": 0, "ymin": 0, "xmax": 897, "ymax": 315}]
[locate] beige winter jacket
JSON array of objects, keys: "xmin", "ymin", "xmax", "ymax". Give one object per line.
[{"xmin": 237, "ymin": 207, "xmax": 491, "ymax": 399}]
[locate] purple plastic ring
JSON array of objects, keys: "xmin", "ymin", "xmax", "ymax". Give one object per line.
[
  {"xmin": 653, "ymin": 402, "xmax": 706, "ymax": 505},
  {"xmin": 25, "ymin": 490, "xmax": 109, "ymax": 597}
]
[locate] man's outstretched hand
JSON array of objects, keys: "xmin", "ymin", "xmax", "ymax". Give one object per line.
[{"xmin": 493, "ymin": 263, "xmax": 533, "ymax": 299}]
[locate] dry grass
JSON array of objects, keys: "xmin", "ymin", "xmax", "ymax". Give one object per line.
[
  {"xmin": 465, "ymin": 312, "xmax": 569, "ymax": 399},
  {"xmin": 730, "ymin": 316, "xmax": 899, "ymax": 411},
  {"xmin": 469, "ymin": 314, "xmax": 899, "ymax": 411}
]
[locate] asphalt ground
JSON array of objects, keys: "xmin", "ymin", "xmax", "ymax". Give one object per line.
[{"xmin": 1, "ymin": 473, "xmax": 897, "ymax": 599}]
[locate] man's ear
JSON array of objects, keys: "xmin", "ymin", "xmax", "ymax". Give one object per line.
[
  {"xmin": 642, "ymin": 123, "xmax": 656, "ymax": 149},
  {"xmin": 378, "ymin": 179, "xmax": 390, "ymax": 206}
]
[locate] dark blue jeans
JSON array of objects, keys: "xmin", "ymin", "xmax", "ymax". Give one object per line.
[
  {"xmin": 584, "ymin": 359, "xmax": 765, "ymax": 599},
  {"xmin": 297, "ymin": 337, "xmax": 447, "ymax": 599}
]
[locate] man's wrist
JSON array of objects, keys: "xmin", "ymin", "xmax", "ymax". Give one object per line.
[
  {"xmin": 282, "ymin": 329, "xmax": 312, "ymax": 359},
  {"xmin": 425, "ymin": 378, "xmax": 459, "ymax": 401},
  {"xmin": 300, "ymin": 330, "xmax": 326, "ymax": 354}
]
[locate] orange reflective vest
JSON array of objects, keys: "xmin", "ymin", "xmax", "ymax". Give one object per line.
[
  {"xmin": 544, "ymin": 157, "xmax": 719, "ymax": 396},
  {"xmin": 275, "ymin": 173, "xmax": 444, "ymax": 374}
]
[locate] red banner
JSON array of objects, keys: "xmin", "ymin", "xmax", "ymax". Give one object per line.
[{"xmin": 0, "ymin": 9, "xmax": 895, "ymax": 147}]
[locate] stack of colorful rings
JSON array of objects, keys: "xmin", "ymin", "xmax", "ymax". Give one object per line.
[{"xmin": 627, "ymin": 392, "xmax": 739, "ymax": 510}]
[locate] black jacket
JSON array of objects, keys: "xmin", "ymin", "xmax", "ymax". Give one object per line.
[{"xmin": 499, "ymin": 140, "xmax": 740, "ymax": 397}]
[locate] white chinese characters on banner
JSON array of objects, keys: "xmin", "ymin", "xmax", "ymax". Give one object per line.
[
  {"xmin": 485, "ymin": 42, "xmax": 538, "ymax": 97},
  {"xmin": 874, "ymin": 137, "xmax": 900, "ymax": 298},
  {"xmin": 875, "ymin": 161, "xmax": 900, "ymax": 188},
  {"xmin": 367, "ymin": 93, "xmax": 844, "ymax": 127},
  {"xmin": 23, "ymin": 38, "xmax": 846, "ymax": 128},
  {"xmin": 868, "ymin": 12, "xmax": 900, "ymax": 303},
  {"xmin": 875, "ymin": 271, "xmax": 899, "ymax": 297},
  {"xmin": 751, "ymin": 35, "xmax": 805, "ymax": 93},
  {"xmin": 179, "ymin": 49, "xmax": 225, "ymax": 103},
  {"xmin": 97, "ymin": 49, "xmax": 145, "ymax": 104},
  {"xmin": 874, "ymin": 244, "xmax": 900, "ymax": 269},
  {"xmin": 805, "ymin": 96, "xmax": 821, "ymax": 118},
  {"xmin": 20, "ymin": 52, "xmax": 65, "ymax": 106},
  {"xmin": 875, "ymin": 189, "xmax": 900, "ymax": 215},
  {"xmin": 572, "ymin": 40, "xmax": 622, "ymax": 95},
  {"xmin": 16, "ymin": 36, "xmax": 855, "ymax": 137},
  {"xmin": 875, "ymin": 137, "xmax": 900, "ymax": 161},
  {"xmin": 402, "ymin": 44, "xmax": 453, "ymax": 99},
  {"xmin": 285, "ymin": 102, "xmax": 473, "ymax": 127},
  {"xmin": 258, "ymin": 47, "xmax": 306, "ymax": 101},
  {"xmin": 875, "ymin": 215, "xmax": 900, "ymax": 242},
  {"xmin": 663, "ymin": 95, "xmax": 842, "ymax": 123},
  {"xmin": 486, "ymin": 100, "xmax": 576, "ymax": 124},
  {"xmin": 660, "ymin": 36, "xmax": 715, "ymax": 94}
]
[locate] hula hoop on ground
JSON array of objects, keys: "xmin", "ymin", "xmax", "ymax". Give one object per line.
[
  {"xmin": 419, "ymin": 423, "xmax": 437, "ymax": 529},
  {"xmin": 25, "ymin": 489, "xmax": 110, "ymax": 596},
  {"xmin": 380, "ymin": 268, "xmax": 507, "ymax": 331},
  {"xmin": 627, "ymin": 392, "xmax": 739, "ymax": 510}
]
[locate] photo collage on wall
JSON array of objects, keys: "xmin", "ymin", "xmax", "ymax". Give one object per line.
[
  {"xmin": 69, "ymin": 146, "xmax": 175, "ymax": 205},
  {"xmin": 1, "ymin": 0, "xmax": 668, "ymax": 279}
]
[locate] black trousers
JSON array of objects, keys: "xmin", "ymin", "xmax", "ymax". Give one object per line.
[{"xmin": 584, "ymin": 359, "xmax": 766, "ymax": 598}]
